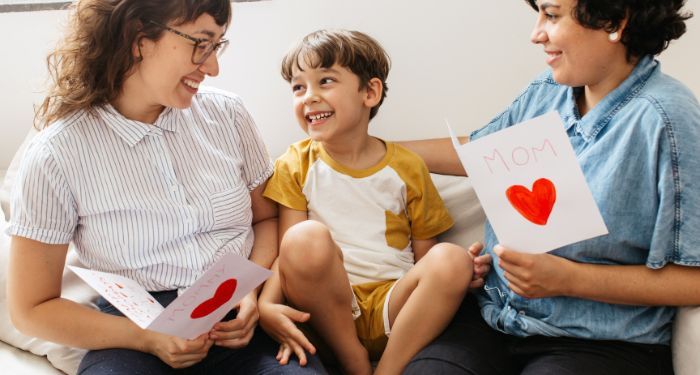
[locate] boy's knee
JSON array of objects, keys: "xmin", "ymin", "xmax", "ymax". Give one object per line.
[
  {"xmin": 280, "ymin": 220, "xmax": 335, "ymax": 274},
  {"xmin": 424, "ymin": 243, "xmax": 473, "ymax": 287}
]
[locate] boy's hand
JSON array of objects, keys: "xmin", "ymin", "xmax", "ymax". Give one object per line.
[
  {"xmin": 468, "ymin": 242, "xmax": 491, "ymax": 289},
  {"xmin": 144, "ymin": 330, "xmax": 212, "ymax": 369},
  {"xmin": 209, "ymin": 291, "xmax": 258, "ymax": 348},
  {"xmin": 259, "ymin": 301, "xmax": 316, "ymax": 366}
]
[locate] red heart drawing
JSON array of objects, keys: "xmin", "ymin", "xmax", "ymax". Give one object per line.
[
  {"xmin": 505, "ymin": 178, "xmax": 557, "ymax": 226},
  {"xmin": 190, "ymin": 278, "xmax": 238, "ymax": 319}
]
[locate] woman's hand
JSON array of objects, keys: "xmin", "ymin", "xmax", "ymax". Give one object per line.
[
  {"xmin": 258, "ymin": 301, "xmax": 315, "ymax": 366},
  {"xmin": 468, "ymin": 242, "xmax": 491, "ymax": 289},
  {"xmin": 144, "ymin": 331, "xmax": 212, "ymax": 369},
  {"xmin": 209, "ymin": 291, "xmax": 259, "ymax": 348},
  {"xmin": 494, "ymin": 244, "xmax": 574, "ymax": 299}
]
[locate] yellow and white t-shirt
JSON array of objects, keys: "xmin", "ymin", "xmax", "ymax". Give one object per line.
[{"xmin": 264, "ymin": 139, "xmax": 454, "ymax": 285}]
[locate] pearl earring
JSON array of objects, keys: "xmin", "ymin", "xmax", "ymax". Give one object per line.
[{"xmin": 608, "ymin": 31, "xmax": 619, "ymax": 42}]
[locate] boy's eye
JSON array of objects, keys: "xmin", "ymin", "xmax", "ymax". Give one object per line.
[
  {"xmin": 320, "ymin": 77, "xmax": 335, "ymax": 85},
  {"xmin": 292, "ymin": 84, "xmax": 304, "ymax": 92}
]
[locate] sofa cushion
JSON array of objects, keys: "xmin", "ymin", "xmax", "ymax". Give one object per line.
[
  {"xmin": 673, "ymin": 306, "xmax": 700, "ymax": 375},
  {"xmin": 431, "ymin": 173, "xmax": 485, "ymax": 248}
]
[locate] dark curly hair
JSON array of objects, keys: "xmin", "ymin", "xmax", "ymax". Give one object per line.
[
  {"xmin": 281, "ymin": 29, "xmax": 391, "ymax": 120},
  {"xmin": 526, "ymin": 0, "xmax": 692, "ymax": 61},
  {"xmin": 37, "ymin": 0, "xmax": 231, "ymax": 128}
]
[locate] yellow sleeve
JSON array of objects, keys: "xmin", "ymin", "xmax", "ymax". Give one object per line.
[
  {"xmin": 263, "ymin": 140, "xmax": 312, "ymax": 211},
  {"xmin": 390, "ymin": 144, "xmax": 454, "ymax": 240}
]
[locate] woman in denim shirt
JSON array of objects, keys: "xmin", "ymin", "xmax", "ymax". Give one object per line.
[{"xmin": 401, "ymin": 0, "xmax": 700, "ymax": 374}]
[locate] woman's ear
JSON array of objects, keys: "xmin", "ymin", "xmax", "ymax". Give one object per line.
[
  {"xmin": 608, "ymin": 17, "xmax": 628, "ymax": 43},
  {"xmin": 363, "ymin": 77, "xmax": 384, "ymax": 108},
  {"xmin": 132, "ymin": 36, "xmax": 145, "ymax": 62}
]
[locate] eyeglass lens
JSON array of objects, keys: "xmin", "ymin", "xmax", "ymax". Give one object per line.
[{"xmin": 193, "ymin": 41, "xmax": 228, "ymax": 64}]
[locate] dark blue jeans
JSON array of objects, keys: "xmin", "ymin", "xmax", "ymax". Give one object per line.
[
  {"xmin": 78, "ymin": 291, "xmax": 327, "ymax": 375},
  {"xmin": 404, "ymin": 295, "xmax": 673, "ymax": 375}
]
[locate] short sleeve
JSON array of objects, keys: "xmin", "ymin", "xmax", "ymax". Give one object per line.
[
  {"xmin": 646, "ymin": 112, "xmax": 700, "ymax": 268},
  {"xmin": 392, "ymin": 146, "xmax": 454, "ymax": 240},
  {"xmin": 263, "ymin": 146, "xmax": 308, "ymax": 211},
  {"xmin": 232, "ymin": 96, "xmax": 274, "ymax": 191},
  {"xmin": 5, "ymin": 139, "xmax": 77, "ymax": 244}
]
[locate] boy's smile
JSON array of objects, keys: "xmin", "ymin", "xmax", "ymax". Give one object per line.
[
  {"xmin": 305, "ymin": 110, "xmax": 335, "ymax": 126},
  {"xmin": 290, "ymin": 62, "xmax": 373, "ymax": 145}
]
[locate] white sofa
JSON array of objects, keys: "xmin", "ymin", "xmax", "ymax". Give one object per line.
[{"xmin": 1, "ymin": 130, "xmax": 699, "ymax": 374}]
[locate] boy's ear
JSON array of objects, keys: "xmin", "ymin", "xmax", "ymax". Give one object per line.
[{"xmin": 363, "ymin": 78, "xmax": 384, "ymax": 108}]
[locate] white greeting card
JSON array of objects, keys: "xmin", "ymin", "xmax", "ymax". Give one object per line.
[
  {"xmin": 448, "ymin": 111, "xmax": 608, "ymax": 253},
  {"xmin": 70, "ymin": 252, "xmax": 271, "ymax": 339}
]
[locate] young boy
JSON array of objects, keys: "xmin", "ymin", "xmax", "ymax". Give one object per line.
[{"xmin": 259, "ymin": 29, "xmax": 477, "ymax": 375}]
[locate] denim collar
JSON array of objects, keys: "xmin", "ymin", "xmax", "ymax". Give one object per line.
[
  {"xmin": 563, "ymin": 55, "xmax": 657, "ymax": 142},
  {"xmin": 98, "ymin": 104, "xmax": 179, "ymax": 147}
]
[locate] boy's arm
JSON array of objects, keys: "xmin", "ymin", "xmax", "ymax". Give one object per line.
[
  {"xmin": 259, "ymin": 205, "xmax": 308, "ymax": 305},
  {"xmin": 258, "ymin": 205, "xmax": 315, "ymax": 365},
  {"xmin": 412, "ymin": 238, "xmax": 438, "ymax": 262},
  {"xmin": 398, "ymin": 138, "xmax": 468, "ymax": 176},
  {"xmin": 279, "ymin": 205, "xmax": 309, "ymax": 238}
]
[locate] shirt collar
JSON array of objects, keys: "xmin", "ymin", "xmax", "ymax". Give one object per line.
[
  {"xmin": 564, "ymin": 55, "xmax": 657, "ymax": 142},
  {"xmin": 98, "ymin": 104, "xmax": 180, "ymax": 147}
]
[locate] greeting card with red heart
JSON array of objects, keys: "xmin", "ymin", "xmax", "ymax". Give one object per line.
[
  {"xmin": 505, "ymin": 178, "xmax": 556, "ymax": 225},
  {"xmin": 190, "ymin": 278, "xmax": 238, "ymax": 319}
]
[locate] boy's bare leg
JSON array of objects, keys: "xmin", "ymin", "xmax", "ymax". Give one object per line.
[
  {"xmin": 278, "ymin": 220, "xmax": 372, "ymax": 375},
  {"xmin": 374, "ymin": 243, "xmax": 472, "ymax": 375}
]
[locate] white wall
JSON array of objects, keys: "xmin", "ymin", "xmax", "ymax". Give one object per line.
[{"xmin": 1, "ymin": 0, "xmax": 698, "ymax": 169}]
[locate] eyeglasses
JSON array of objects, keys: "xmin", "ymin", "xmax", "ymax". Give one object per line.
[{"xmin": 149, "ymin": 21, "xmax": 229, "ymax": 65}]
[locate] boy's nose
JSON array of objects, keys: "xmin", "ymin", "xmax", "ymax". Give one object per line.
[{"xmin": 304, "ymin": 91, "xmax": 321, "ymax": 104}]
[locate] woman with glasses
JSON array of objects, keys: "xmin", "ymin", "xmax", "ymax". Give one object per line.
[{"xmin": 5, "ymin": 0, "xmax": 324, "ymax": 373}]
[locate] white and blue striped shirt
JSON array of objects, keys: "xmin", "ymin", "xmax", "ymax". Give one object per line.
[{"xmin": 7, "ymin": 87, "xmax": 273, "ymax": 291}]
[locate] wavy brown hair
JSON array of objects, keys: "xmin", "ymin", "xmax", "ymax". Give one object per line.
[
  {"xmin": 36, "ymin": 0, "xmax": 231, "ymax": 129},
  {"xmin": 281, "ymin": 29, "xmax": 391, "ymax": 120}
]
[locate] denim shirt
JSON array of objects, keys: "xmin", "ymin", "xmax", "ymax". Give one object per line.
[{"xmin": 470, "ymin": 56, "xmax": 700, "ymax": 345}]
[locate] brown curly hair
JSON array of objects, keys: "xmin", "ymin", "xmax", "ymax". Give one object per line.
[
  {"xmin": 36, "ymin": 0, "xmax": 231, "ymax": 129},
  {"xmin": 281, "ymin": 29, "xmax": 391, "ymax": 120}
]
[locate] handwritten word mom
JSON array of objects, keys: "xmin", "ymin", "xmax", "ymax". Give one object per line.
[{"xmin": 484, "ymin": 139, "xmax": 558, "ymax": 174}]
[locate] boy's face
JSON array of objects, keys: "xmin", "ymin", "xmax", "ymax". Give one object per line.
[{"xmin": 289, "ymin": 62, "xmax": 373, "ymax": 143}]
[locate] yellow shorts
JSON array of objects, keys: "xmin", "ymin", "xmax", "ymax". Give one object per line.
[{"xmin": 351, "ymin": 279, "xmax": 397, "ymax": 361}]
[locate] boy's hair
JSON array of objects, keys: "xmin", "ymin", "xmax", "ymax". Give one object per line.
[{"xmin": 281, "ymin": 29, "xmax": 391, "ymax": 120}]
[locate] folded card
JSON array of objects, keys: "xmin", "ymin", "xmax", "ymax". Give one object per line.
[
  {"xmin": 69, "ymin": 252, "xmax": 271, "ymax": 339},
  {"xmin": 448, "ymin": 111, "xmax": 608, "ymax": 253}
]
